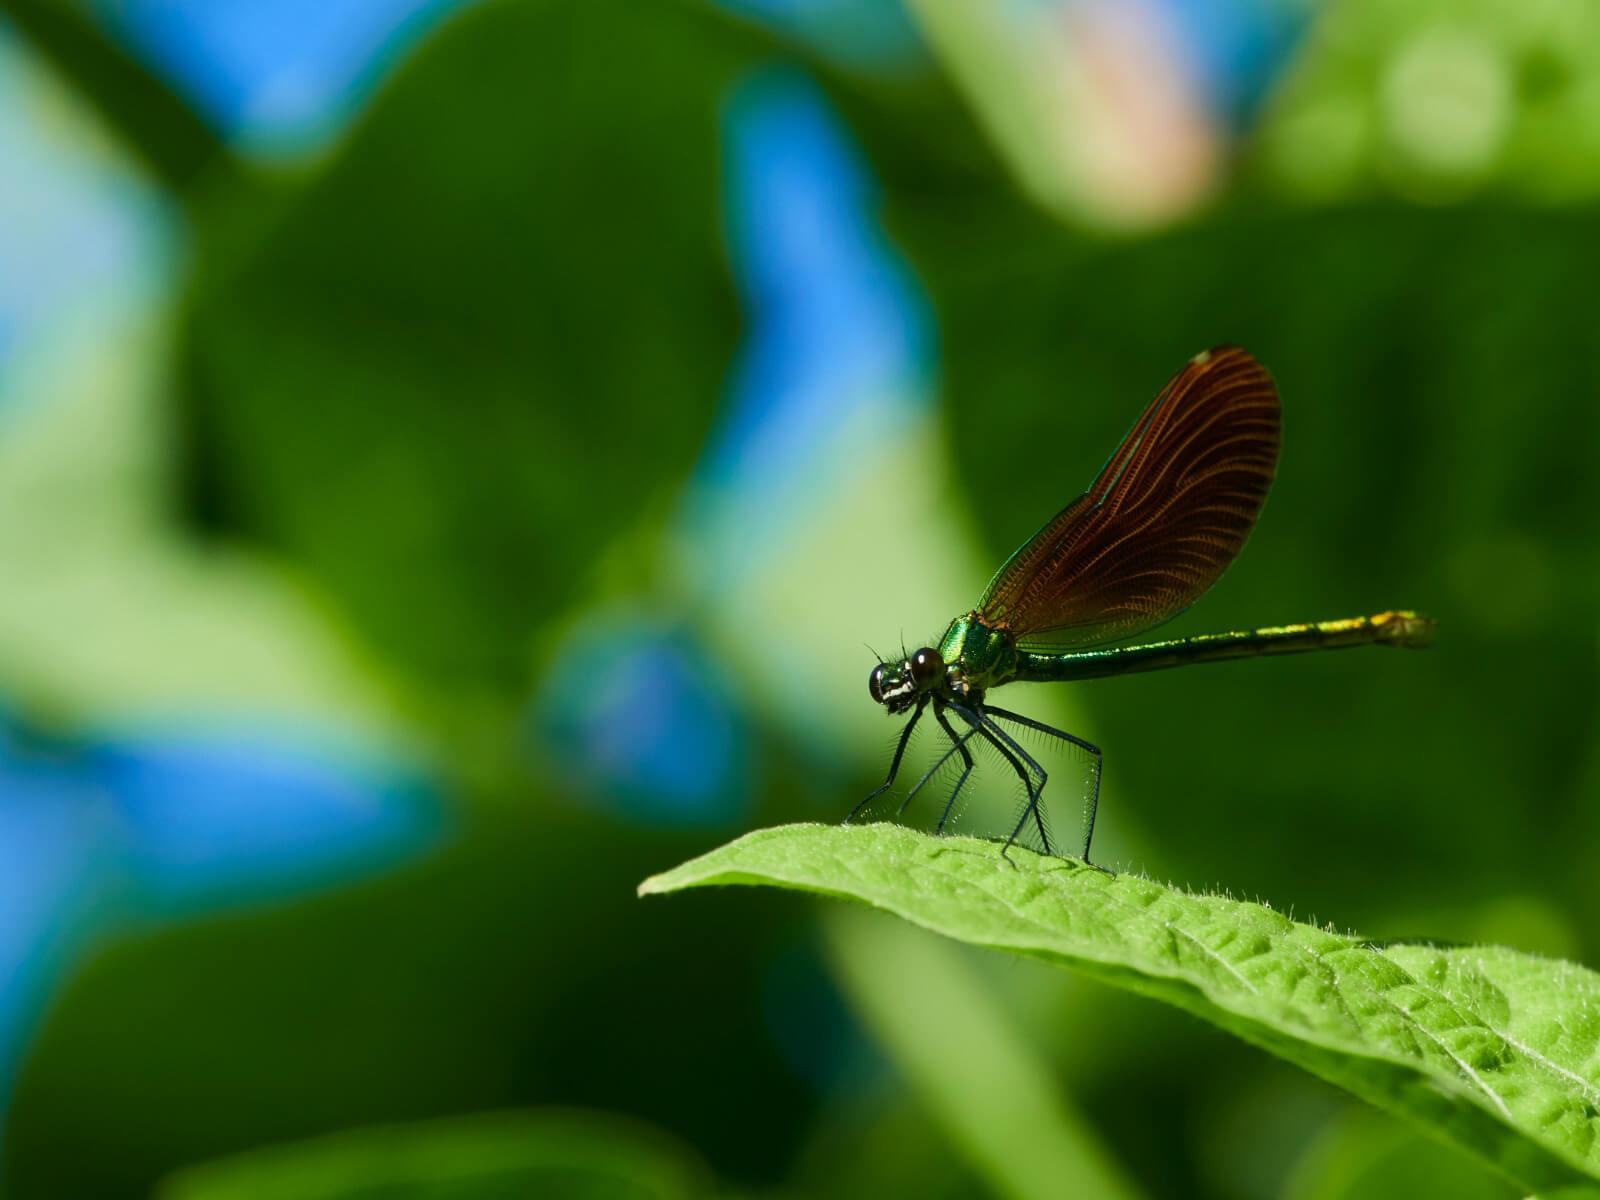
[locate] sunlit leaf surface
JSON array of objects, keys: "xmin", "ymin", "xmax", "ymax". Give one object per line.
[{"xmin": 643, "ymin": 823, "xmax": 1600, "ymax": 1196}]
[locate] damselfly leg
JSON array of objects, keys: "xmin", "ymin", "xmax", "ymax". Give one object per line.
[
  {"xmin": 948, "ymin": 701, "xmax": 1053, "ymax": 858},
  {"xmin": 986, "ymin": 704, "xmax": 1103, "ymax": 863},
  {"xmin": 929, "ymin": 701, "xmax": 978, "ymax": 833},
  {"xmin": 848, "ymin": 698, "xmax": 926, "ymax": 823}
]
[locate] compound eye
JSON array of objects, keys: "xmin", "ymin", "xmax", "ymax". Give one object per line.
[
  {"xmin": 868, "ymin": 663, "xmax": 888, "ymax": 704},
  {"xmin": 909, "ymin": 647, "xmax": 944, "ymax": 687}
]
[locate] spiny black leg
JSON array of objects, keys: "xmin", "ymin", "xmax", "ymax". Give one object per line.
[
  {"xmin": 982, "ymin": 704, "xmax": 1098, "ymax": 755},
  {"xmin": 896, "ymin": 712, "xmax": 979, "ymax": 818},
  {"xmin": 848, "ymin": 698, "xmax": 926, "ymax": 823},
  {"xmin": 930, "ymin": 700, "xmax": 977, "ymax": 834},
  {"xmin": 953, "ymin": 710, "xmax": 1056, "ymax": 857},
  {"xmin": 949, "ymin": 703, "xmax": 1049, "ymax": 859},
  {"xmin": 985, "ymin": 704, "xmax": 1103, "ymax": 865},
  {"xmin": 968, "ymin": 709, "xmax": 1053, "ymax": 858},
  {"xmin": 948, "ymin": 702, "xmax": 1038, "ymax": 798}
]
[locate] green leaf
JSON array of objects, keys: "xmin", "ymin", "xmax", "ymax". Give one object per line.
[
  {"xmin": 156, "ymin": 1107, "xmax": 714, "ymax": 1200},
  {"xmin": 0, "ymin": 312, "xmax": 412, "ymax": 737},
  {"xmin": 640, "ymin": 823, "xmax": 1600, "ymax": 1197},
  {"xmin": 179, "ymin": 0, "xmax": 780, "ymax": 688}
]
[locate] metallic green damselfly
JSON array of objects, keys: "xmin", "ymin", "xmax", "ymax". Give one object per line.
[{"xmin": 854, "ymin": 347, "xmax": 1433, "ymax": 863}]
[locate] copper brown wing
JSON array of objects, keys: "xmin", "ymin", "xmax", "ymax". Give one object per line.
[{"xmin": 977, "ymin": 346, "xmax": 1281, "ymax": 648}]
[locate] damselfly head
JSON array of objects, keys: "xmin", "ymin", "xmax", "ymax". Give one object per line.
[{"xmin": 868, "ymin": 646, "xmax": 945, "ymax": 714}]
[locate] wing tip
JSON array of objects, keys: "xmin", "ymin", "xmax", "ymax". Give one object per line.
[{"xmin": 1191, "ymin": 344, "xmax": 1256, "ymax": 367}]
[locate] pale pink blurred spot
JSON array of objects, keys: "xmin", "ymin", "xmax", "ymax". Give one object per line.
[
  {"xmin": 905, "ymin": 0, "xmax": 1225, "ymax": 230},
  {"xmin": 1051, "ymin": 0, "xmax": 1224, "ymax": 228}
]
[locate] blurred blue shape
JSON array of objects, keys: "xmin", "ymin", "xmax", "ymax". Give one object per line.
[
  {"xmin": 91, "ymin": 729, "xmax": 441, "ymax": 912},
  {"xmin": 536, "ymin": 619, "xmax": 747, "ymax": 828},
  {"xmin": 0, "ymin": 721, "xmax": 122, "ymax": 1104},
  {"xmin": 1155, "ymin": 0, "xmax": 1313, "ymax": 125},
  {"xmin": 86, "ymin": 0, "xmax": 923, "ymax": 156},
  {"xmin": 534, "ymin": 69, "xmax": 933, "ymax": 826},
  {"xmin": 88, "ymin": 0, "xmax": 468, "ymax": 152},
  {"xmin": 0, "ymin": 710, "xmax": 442, "ymax": 1132},
  {"xmin": 693, "ymin": 67, "xmax": 933, "ymax": 580}
]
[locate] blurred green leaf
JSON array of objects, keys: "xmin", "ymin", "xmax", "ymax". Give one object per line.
[
  {"xmin": 823, "ymin": 905, "xmax": 1143, "ymax": 1200},
  {"xmin": 157, "ymin": 1108, "xmax": 712, "ymax": 1200},
  {"xmin": 179, "ymin": 0, "xmax": 779, "ymax": 690},
  {"xmin": 1248, "ymin": 0, "xmax": 1600, "ymax": 203},
  {"xmin": 0, "ymin": 311, "xmax": 413, "ymax": 736},
  {"xmin": 641, "ymin": 823, "xmax": 1600, "ymax": 1196},
  {"xmin": 1, "ymin": 802, "xmax": 813, "ymax": 1199},
  {"xmin": 1280, "ymin": 1105, "xmax": 1518, "ymax": 1200}
]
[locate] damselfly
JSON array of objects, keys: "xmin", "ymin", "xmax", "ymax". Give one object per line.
[{"xmin": 853, "ymin": 346, "xmax": 1432, "ymax": 863}]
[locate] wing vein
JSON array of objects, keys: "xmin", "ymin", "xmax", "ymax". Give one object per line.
[{"xmin": 978, "ymin": 347, "xmax": 1281, "ymax": 647}]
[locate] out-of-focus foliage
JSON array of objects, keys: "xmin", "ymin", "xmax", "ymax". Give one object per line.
[
  {"xmin": 0, "ymin": 0, "xmax": 1593, "ymax": 1197},
  {"xmin": 1253, "ymin": 0, "xmax": 1600, "ymax": 202},
  {"xmin": 158, "ymin": 1108, "xmax": 713, "ymax": 1200},
  {"xmin": 823, "ymin": 902, "xmax": 1142, "ymax": 1200},
  {"xmin": 180, "ymin": 0, "xmax": 766, "ymax": 693},
  {"xmin": 0, "ymin": 799, "xmax": 818, "ymax": 1198}
]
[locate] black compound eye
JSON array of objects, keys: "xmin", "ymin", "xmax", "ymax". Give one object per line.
[
  {"xmin": 909, "ymin": 647, "xmax": 944, "ymax": 687},
  {"xmin": 868, "ymin": 663, "xmax": 888, "ymax": 704}
]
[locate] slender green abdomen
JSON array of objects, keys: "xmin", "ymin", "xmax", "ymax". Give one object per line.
[{"xmin": 1013, "ymin": 611, "xmax": 1434, "ymax": 683}]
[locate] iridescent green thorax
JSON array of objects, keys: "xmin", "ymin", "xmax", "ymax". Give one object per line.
[{"xmin": 937, "ymin": 612, "xmax": 1019, "ymax": 697}]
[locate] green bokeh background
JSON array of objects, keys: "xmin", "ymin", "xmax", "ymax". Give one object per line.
[{"xmin": 1, "ymin": 1, "xmax": 1595, "ymax": 1197}]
